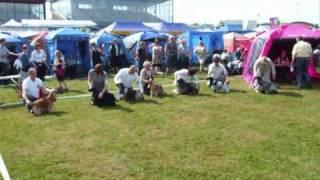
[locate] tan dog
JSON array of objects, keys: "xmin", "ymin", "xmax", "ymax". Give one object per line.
[
  {"xmin": 149, "ymin": 83, "xmax": 165, "ymax": 97},
  {"xmin": 32, "ymin": 91, "xmax": 57, "ymax": 116}
]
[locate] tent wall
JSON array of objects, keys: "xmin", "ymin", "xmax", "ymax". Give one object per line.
[
  {"xmin": 180, "ymin": 31, "xmax": 224, "ymax": 64},
  {"xmin": 46, "ymin": 37, "xmax": 91, "ymax": 72},
  {"xmin": 92, "ymin": 33, "xmax": 135, "ymax": 66}
]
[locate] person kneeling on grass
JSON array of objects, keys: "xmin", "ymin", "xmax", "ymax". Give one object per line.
[
  {"xmin": 88, "ymin": 64, "xmax": 116, "ymax": 107},
  {"xmin": 114, "ymin": 65, "xmax": 144, "ymax": 100},
  {"xmin": 140, "ymin": 61, "xmax": 156, "ymax": 95},
  {"xmin": 22, "ymin": 68, "xmax": 47, "ymax": 112},
  {"xmin": 253, "ymin": 56, "xmax": 278, "ymax": 94},
  {"xmin": 207, "ymin": 54, "xmax": 230, "ymax": 93},
  {"xmin": 174, "ymin": 68, "xmax": 199, "ymax": 95}
]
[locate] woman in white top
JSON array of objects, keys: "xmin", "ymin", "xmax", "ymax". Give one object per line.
[
  {"xmin": 194, "ymin": 41, "xmax": 206, "ymax": 72},
  {"xmin": 30, "ymin": 43, "xmax": 47, "ymax": 81}
]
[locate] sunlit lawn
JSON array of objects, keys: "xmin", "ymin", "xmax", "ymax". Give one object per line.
[{"xmin": 0, "ymin": 74, "xmax": 320, "ymax": 179}]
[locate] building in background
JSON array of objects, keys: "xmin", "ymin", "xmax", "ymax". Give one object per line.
[
  {"xmin": 0, "ymin": 0, "xmax": 46, "ymax": 24},
  {"xmin": 49, "ymin": 0, "xmax": 173, "ymax": 27}
]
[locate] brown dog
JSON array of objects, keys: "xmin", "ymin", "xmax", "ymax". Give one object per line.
[
  {"xmin": 31, "ymin": 91, "xmax": 57, "ymax": 116},
  {"xmin": 149, "ymin": 83, "xmax": 165, "ymax": 97}
]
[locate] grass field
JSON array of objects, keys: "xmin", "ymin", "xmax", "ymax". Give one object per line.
[{"xmin": 0, "ymin": 75, "xmax": 320, "ymax": 179}]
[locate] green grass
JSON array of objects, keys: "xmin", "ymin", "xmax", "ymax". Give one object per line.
[{"xmin": 0, "ymin": 75, "xmax": 320, "ymax": 179}]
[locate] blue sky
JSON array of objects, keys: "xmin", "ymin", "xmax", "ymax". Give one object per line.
[{"xmin": 174, "ymin": 0, "xmax": 320, "ymax": 24}]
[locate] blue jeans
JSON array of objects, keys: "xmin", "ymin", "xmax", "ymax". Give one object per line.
[{"xmin": 295, "ymin": 58, "xmax": 310, "ymax": 88}]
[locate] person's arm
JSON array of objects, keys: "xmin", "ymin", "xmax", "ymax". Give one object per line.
[
  {"xmin": 140, "ymin": 70, "xmax": 148, "ymax": 84},
  {"xmin": 270, "ymin": 60, "xmax": 276, "ymax": 80},
  {"xmin": 22, "ymin": 81, "xmax": 31, "ymax": 104},
  {"xmin": 136, "ymin": 74, "xmax": 144, "ymax": 93},
  {"xmin": 88, "ymin": 71, "xmax": 93, "ymax": 90},
  {"xmin": 207, "ymin": 64, "xmax": 212, "ymax": 77},
  {"xmin": 291, "ymin": 45, "xmax": 297, "ymax": 65}
]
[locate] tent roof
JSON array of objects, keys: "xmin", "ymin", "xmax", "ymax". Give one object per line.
[
  {"xmin": 276, "ymin": 23, "xmax": 320, "ymax": 39},
  {"xmin": 103, "ymin": 21, "xmax": 154, "ymax": 34},
  {"xmin": 45, "ymin": 28, "xmax": 89, "ymax": 40},
  {"xmin": 21, "ymin": 19, "xmax": 97, "ymax": 28},
  {"xmin": 147, "ymin": 22, "xmax": 191, "ymax": 34},
  {"xmin": 90, "ymin": 32, "xmax": 122, "ymax": 44},
  {"xmin": 0, "ymin": 32, "xmax": 22, "ymax": 43},
  {"xmin": 1, "ymin": 19, "xmax": 22, "ymax": 27},
  {"xmin": 223, "ymin": 32, "xmax": 248, "ymax": 40}
]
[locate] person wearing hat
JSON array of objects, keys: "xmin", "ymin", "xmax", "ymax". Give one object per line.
[
  {"xmin": 30, "ymin": 43, "xmax": 47, "ymax": 81},
  {"xmin": 140, "ymin": 61, "xmax": 156, "ymax": 95},
  {"xmin": 174, "ymin": 68, "xmax": 199, "ymax": 95},
  {"xmin": 0, "ymin": 38, "xmax": 18, "ymax": 79},
  {"xmin": 207, "ymin": 54, "xmax": 230, "ymax": 93},
  {"xmin": 253, "ymin": 56, "xmax": 277, "ymax": 94}
]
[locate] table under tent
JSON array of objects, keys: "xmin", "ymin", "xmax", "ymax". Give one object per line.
[
  {"xmin": 45, "ymin": 28, "xmax": 91, "ymax": 76},
  {"xmin": 243, "ymin": 22, "xmax": 320, "ymax": 84}
]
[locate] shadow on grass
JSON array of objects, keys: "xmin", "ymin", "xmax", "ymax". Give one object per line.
[
  {"xmin": 126, "ymin": 99, "xmax": 160, "ymax": 105},
  {"xmin": 230, "ymin": 89, "xmax": 248, "ymax": 94},
  {"xmin": 101, "ymin": 104, "xmax": 133, "ymax": 113},
  {"xmin": 42, "ymin": 111, "xmax": 67, "ymax": 117},
  {"xmin": 277, "ymin": 91, "xmax": 303, "ymax": 98},
  {"xmin": 0, "ymin": 103, "xmax": 23, "ymax": 110}
]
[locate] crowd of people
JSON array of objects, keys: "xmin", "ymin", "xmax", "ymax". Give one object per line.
[{"xmin": 0, "ymin": 35, "xmax": 318, "ymax": 115}]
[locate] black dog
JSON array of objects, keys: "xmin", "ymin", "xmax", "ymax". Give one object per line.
[{"xmin": 89, "ymin": 88, "xmax": 117, "ymax": 107}]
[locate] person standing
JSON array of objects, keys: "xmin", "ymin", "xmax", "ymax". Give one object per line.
[
  {"xmin": 292, "ymin": 37, "xmax": 313, "ymax": 88},
  {"xmin": 194, "ymin": 41, "xmax": 207, "ymax": 73},
  {"xmin": 91, "ymin": 43, "xmax": 102, "ymax": 67},
  {"xmin": 54, "ymin": 50, "xmax": 68, "ymax": 91},
  {"xmin": 0, "ymin": 38, "xmax": 18, "ymax": 79},
  {"xmin": 136, "ymin": 41, "xmax": 147, "ymax": 71},
  {"xmin": 152, "ymin": 38, "xmax": 163, "ymax": 73},
  {"xmin": 18, "ymin": 44, "xmax": 31, "ymax": 81},
  {"xmin": 30, "ymin": 43, "xmax": 47, "ymax": 81},
  {"xmin": 178, "ymin": 39, "xmax": 191, "ymax": 70},
  {"xmin": 109, "ymin": 40, "xmax": 120, "ymax": 73},
  {"xmin": 165, "ymin": 36, "xmax": 178, "ymax": 74}
]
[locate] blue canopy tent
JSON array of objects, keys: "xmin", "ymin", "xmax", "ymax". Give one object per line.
[
  {"xmin": 0, "ymin": 32, "xmax": 26, "ymax": 52},
  {"xmin": 217, "ymin": 24, "xmax": 254, "ymax": 34},
  {"xmin": 102, "ymin": 21, "xmax": 154, "ymax": 36},
  {"xmin": 146, "ymin": 22, "xmax": 192, "ymax": 35},
  {"xmin": 90, "ymin": 32, "xmax": 134, "ymax": 67},
  {"xmin": 123, "ymin": 31, "xmax": 169, "ymax": 57},
  {"xmin": 45, "ymin": 28, "xmax": 91, "ymax": 72},
  {"xmin": 179, "ymin": 31, "xmax": 224, "ymax": 64}
]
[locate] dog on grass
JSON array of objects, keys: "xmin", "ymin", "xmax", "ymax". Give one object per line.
[
  {"xmin": 149, "ymin": 83, "xmax": 165, "ymax": 97},
  {"xmin": 31, "ymin": 91, "xmax": 57, "ymax": 116}
]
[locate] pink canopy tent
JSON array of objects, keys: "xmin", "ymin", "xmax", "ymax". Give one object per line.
[
  {"xmin": 223, "ymin": 32, "xmax": 252, "ymax": 52},
  {"xmin": 243, "ymin": 22, "xmax": 320, "ymax": 84}
]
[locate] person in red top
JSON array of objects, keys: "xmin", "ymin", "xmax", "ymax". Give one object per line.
[{"xmin": 54, "ymin": 50, "xmax": 68, "ymax": 91}]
